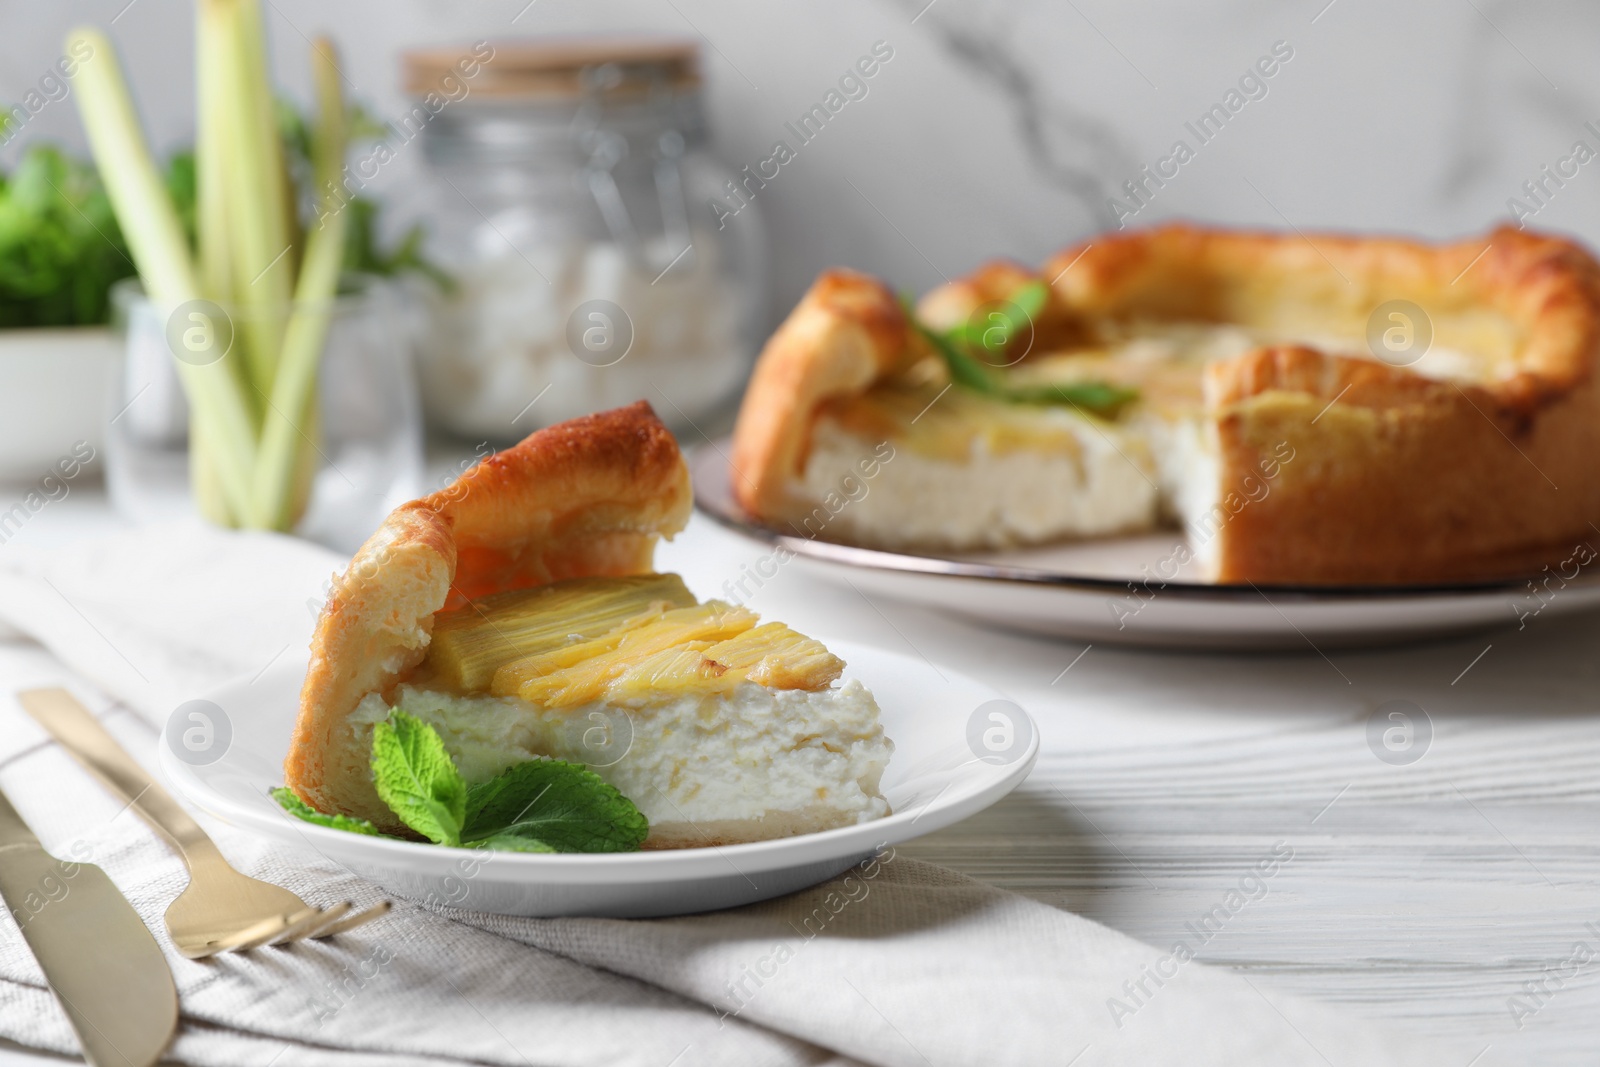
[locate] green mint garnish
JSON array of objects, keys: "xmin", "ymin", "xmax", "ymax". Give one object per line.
[
  {"xmin": 902, "ymin": 283, "xmax": 1139, "ymax": 417},
  {"xmin": 371, "ymin": 709, "xmax": 469, "ymax": 846},
  {"xmin": 270, "ymin": 786, "xmax": 389, "ymax": 836},
  {"xmin": 462, "ymin": 759, "xmax": 649, "ymax": 853},
  {"xmin": 271, "ymin": 709, "xmax": 648, "ymax": 853},
  {"xmin": 951, "ymin": 279, "xmax": 1049, "ymax": 359},
  {"xmin": 998, "ymin": 379, "xmax": 1142, "ymax": 412},
  {"xmin": 464, "ymin": 833, "xmax": 560, "ymax": 854}
]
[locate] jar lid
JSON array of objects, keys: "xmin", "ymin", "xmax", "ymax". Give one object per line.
[{"xmin": 403, "ymin": 36, "xmax": 699, "ymax": 99}]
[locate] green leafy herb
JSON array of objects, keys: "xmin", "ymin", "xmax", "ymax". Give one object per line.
[
  {"xmin": 462, "ymin": 759, "xmax": 650, "ymax": 853},
  {"xmin": 1006, "ymin": 279, "xmax": 1049, "ymax": 323},
  {"xmin": 339, "ymin": 197, "xmax": 454, "ymax": 292},
  {"xmin": 0, "ymin": 144, "xmax": 143, "ymax": 327},
  {"xmin": 0, "ymin": 119, "xmax": 442, "ymax": 329},
  {"xmin": 951, "ymin": 279, "xmax": 1049, "ymax": 359},
  {"xmin": 918, "ymin": 317, "xmax": 996, "ymax": 393},
  {"xmin": 270, "ymin": 786, "xmax": 389, "ymax": 836},
  {"xmin": 163, "ymin": 151, "xmax": 198, "ymax": 252},
  {"xmin": 921, "ymin": 323, "xmax": 992, "ymax": 398},
  {"xmin": 465, "ymin": 833, "xmax": 560, "ymax": 854},
  {"xmin": 271, "ymin": 710, "xmax": 649, "ymax": 854},
  {"xmin": 275, "ymin": 102, "xmax": 452, "ymax": 290},
  {"xmin": 903, "ymin": 285, "xmax": 1140, "ymax": 418},
  {"xmin": 998, "ymin": 379, "xmax": 1142, "ymax": 412},
  {"xmin": 371, "ymin": 710, "xmax": 468, "ymax": 846}
]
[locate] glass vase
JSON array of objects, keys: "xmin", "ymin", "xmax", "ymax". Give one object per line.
[{"xmin": 106, "ymin": 275, "xmax": 424, "ymax": 553}]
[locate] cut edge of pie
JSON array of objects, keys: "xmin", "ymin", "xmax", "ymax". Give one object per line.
[{"xmin": 731, "ymin": 223, "xmax": 1600, "ymax": 584}]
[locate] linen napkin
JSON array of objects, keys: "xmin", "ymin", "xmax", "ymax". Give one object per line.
[{"xmin": 0, "ymin": 521, "xmax": 1457, "ymax": 1066}]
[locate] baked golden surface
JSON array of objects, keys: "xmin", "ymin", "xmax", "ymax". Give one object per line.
[
  {"xmin": 731, "ymin": 223, "xmax": 1600, "ymax": 583},
  {"xmin": 286, "ymin": 402, "xmax": 888, "ymax": 847},
  {"xmin": 285, "ymin": 401, "xmax": 693, "ymax": 827}
]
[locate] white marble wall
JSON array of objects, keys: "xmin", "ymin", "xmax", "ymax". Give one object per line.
[{"xmin": 3, "ymin": 0, "xmax": 1598, "ymax": 322}]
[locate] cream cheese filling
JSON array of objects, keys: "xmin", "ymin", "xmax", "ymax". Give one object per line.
[
  {"xmin": 797, "ymin": 320, "xmax": 1471, "ymax": 557},
  {"xmin": 349, "ymin": 681, "xmax": 893, "ymax": 833}
]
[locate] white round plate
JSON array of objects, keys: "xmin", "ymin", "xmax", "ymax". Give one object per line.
[
  {"xmin": 161, "ymin": 641, "xmax": 1036, "ymax": 918},
  {"xmin": 691, "ymin": 441, "xmax": 1600, "ymax": 650}
]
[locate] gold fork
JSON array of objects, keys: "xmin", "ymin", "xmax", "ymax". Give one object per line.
[{"xmin": 18, "ymin": 687, "xmax": 390, "ymax": 959}]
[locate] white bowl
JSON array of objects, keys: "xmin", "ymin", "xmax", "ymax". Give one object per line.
[
  {"xmin": 161, "ymin": 641, "xmax": 1037, "ymax": 918},
  {"xmin": 0, "ymin": 327, "xmax": 117, "ymax": 482}
]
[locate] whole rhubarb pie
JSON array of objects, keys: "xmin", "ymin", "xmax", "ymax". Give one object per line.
[
  {"xmin": 285, "ymin": 402, "xmax": 891, "ymax": 847},
  {"xmin": 730, "ymin": 224, "xmax": 1600, "ymax": 585}
]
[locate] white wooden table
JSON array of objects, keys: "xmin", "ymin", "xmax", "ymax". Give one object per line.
[
  {"xmin": 5, "ymin": 473, "xmax": 1598, "ymax": 1066},
  {"xmin": 658, "ymin": 509, "xmax": 1600, "ymax": 1067}
]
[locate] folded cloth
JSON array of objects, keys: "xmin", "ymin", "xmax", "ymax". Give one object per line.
[{"xmin": 0, "ymin": 521, "xmax": 1457, "ymax": 1066}]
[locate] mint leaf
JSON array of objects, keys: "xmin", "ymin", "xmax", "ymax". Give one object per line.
[
  {"xmin": 469, "ymin": 833, "xmax": 559, "ymax": 854},
  {"xmin": 270, "ymin": 787, "xmax": 389, "ymax": 837},
  {"xmin": 1003, "ymin": 379, "xmax": 1141, "ymax": 415},
  {"xmin": 917, "ymin": 320, "xmax": 1138, "ymax": 417},
  {"xmin": 955, "ymin": 279, "xmax": 1049, "ymax": 358},
  {"xmin": 371, "ymin": 711, "xmax": 467, "ymax": 846},
  {"xmin": 462, "ymin": 759, "xmax": 648, "ymax": 853},
  {"xmin": 357, "ymin": 711, "xmax": 646, "ymax": 853},
  {"xmin": 903, "ymin": 289, "xmax": 1138, "ymax": 417},
  {"xmin": 918, "ymin": 320, "xmax": 998, "ymax": 393},
  {"xmin": 1009, "ymin": 279, "xmax": 1050, "ymax": 322}
]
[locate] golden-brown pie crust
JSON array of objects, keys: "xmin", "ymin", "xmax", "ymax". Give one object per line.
[
  {"xmin": 731, "ymin": 223, "xmax": 1600, "ymax": 584},
  {"xmin": 285, "ymin": 401, "xmax": 692, "ymax": 827},
  {"xmin": 731, "ymin": 268, "xmax": 925, "ymax": 521}
]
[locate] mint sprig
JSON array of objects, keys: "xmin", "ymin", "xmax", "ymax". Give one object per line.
[
  {"xmin": 903, "ymin": 283, "xmax": 1139, "ymax": 417},
  {"xmin": 371, "ymin": 710, "xmax": 469, "ymax": 846},
  {"xmin": 270, "ymin": 787, "xmax": 390, "ymax": 837},
  {"xmin": 951, "ymin": 279, "xmax": 1050, "ymax": 360},
  {"xmin": 997, "ymin": 379, "xmax": 1143, "ymax": 412},
  {"xmin": 466, "ymin": 833, "xmax": 559, "ymax": 854},
  {"xmin": 463, "ymin": 760, "xmax": 649, "ymax": 853},
  {"xmin": 273, "ymin": 710, "xmax": 648, "ymax": 853}
]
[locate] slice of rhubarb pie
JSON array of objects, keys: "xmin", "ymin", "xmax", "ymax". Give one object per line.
[{"xmin": 284, "ymin": 402, "xmax": 892, "ymax": 847}]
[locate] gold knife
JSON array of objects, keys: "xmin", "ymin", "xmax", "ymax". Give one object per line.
[{"xmin": 0, "ymin": 785, "xmax": 177, "ymax": 1067}]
